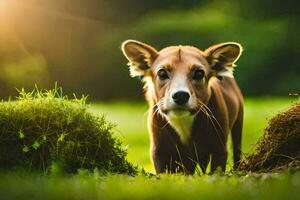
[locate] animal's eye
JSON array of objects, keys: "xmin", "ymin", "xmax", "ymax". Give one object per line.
[
  {"xmin": 192, "ymin": 69, "xmax": 205, "ymax": 80},
  {"xmin": 157, "ymin": 69, "xmax": 169, "ymax": 80}
]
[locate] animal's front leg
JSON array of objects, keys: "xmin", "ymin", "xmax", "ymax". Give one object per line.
[
  {"xmin": 210, "ymin": 149, "xmax": 228, "ymax": 172},
  {"xmin": 209, "ymin": 119, "xmax": 229, "ymax": 172},
  {"xmin": 151, "ymin": 149, "xmax": 177, "ymax": 173},
  {"xmin": 151, "ymin": 146, "xmax": 196, "ymax": 174}
]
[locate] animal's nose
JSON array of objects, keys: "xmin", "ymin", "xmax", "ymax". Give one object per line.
[{"xmin": 172, "ymin": 91, "xmax": 190, "ymax": 105}]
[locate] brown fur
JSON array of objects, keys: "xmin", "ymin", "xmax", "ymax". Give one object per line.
[{"xmin": 122, "ymin": 40, "xmax": 244, "ymax": 174}]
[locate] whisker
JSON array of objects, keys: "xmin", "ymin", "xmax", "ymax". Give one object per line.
[
  {"xmin": 161, "ymin": 120, "xmax": 170, "ymax": 129},
  {"xmin": 143, "ymin": 101, "xmax": 159, "ymax": 117},
  {"xmin": 196, "ymin": 100, "xmax": 226, "ymax": 149},
  {"xmin": 149, "ymin": 98, "xmax": 166, "ymax": 119}
]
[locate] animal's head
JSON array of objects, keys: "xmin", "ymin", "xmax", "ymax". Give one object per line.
[{"xmin": 121, "ymin": 40, "xmax": 242, "ymax": 118}]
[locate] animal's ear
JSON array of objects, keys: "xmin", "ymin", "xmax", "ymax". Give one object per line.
[
  {"xmin": 121, "ymin": 40, "xmax": 158, "ymax": 77},
  {"xmin": 204, "ymin": 42, "xmax": 242, "ymax": 78}
]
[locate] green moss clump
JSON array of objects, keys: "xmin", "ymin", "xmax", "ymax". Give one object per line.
[{"xmin": 0, "ymin": 86, "xmax": 137, "ymax": 175}]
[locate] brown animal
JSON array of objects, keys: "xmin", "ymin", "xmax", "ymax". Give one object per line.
[{"xmin": 121, "ymin": 40, "xmax": 244, "ymax": 174}]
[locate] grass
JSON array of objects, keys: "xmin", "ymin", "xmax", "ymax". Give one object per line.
[
  {"xmin": 0, "ymin": 170, "xmax": 300, "ymax": 200},
  {"xmin": 0, "ymin": 87, "xmax": 136, "ymax": 174},
  {"xmin": 0, "ymin": 96, "xmax": 299, "ymax": 199},
  {"xmin": 89, "ymin": 101, "xmax": 150, "ymax": 170}
]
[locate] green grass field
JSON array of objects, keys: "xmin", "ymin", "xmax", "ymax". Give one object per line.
[{"xmin": 1, "ymin": 97, "xmax": 299, "ymax": 200}]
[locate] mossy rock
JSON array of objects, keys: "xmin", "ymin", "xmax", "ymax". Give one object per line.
[
  {"xmin": 0, "ymin": 86, "xmax": 137, "ymax": 175},
  {"xmin": 239, "ymin": 102, "xmax": 300, "ymax": 172}
]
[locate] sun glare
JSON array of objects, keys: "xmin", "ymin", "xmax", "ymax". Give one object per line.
[
  {"xmin": 0, "ymin": 0, "xmax": 10, "ymax": 7},
  {"xmin": 0, "ymin": 0, "xmax": 14, "ymax": 16}
]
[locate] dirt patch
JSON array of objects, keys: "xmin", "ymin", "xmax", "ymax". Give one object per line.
[{"xmin": 239, "ymin": 102, "xmax": 300, "ymax": 172}]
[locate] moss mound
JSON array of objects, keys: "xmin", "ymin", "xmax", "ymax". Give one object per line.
[
  {"xmin": 239, "ymin": 102, "xmax": 300, "ymax": 172},
  {"xmin": 0, "ymin": 86, "xmax": 137, "ymax": 175}
]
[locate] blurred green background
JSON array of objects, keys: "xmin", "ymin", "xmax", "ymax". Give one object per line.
[{"xmin": 0, "ymin": 0, "xmax": 299, "ymax": 100}]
